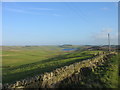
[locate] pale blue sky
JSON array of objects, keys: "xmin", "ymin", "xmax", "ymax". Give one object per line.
[{"xmin": 2, "ymin": 2, "xmax": 118, "ymax": 45}]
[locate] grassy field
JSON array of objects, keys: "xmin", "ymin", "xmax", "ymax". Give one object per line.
[
  {"xmin": 2, "ymin": 46, "xmax": 68, "ymax": 67},
  {"xmin": 2, "ymin": 46, "xmax": 102, "ymax": 84},
  {"xmin": 57, "ymin": 53, "xmax": 119, "ymax": 88},
  {"xmin": 92, "ymin": 53, "xmax": 119, "ymax": 88}
]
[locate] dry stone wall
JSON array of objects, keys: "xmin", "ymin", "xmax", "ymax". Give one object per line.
[{"xmin": 3, "ymin": 52, "xmax": 117, "ymax": 89}]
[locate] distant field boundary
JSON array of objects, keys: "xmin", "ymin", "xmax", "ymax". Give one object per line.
[{"xmin": 3, "ymin": 52, "xmax": 117, "ymax": 89}]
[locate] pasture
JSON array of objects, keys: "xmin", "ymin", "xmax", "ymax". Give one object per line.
[{"xmin": 2, "ymin": 46, "xmax": 102, "ymax": 83}]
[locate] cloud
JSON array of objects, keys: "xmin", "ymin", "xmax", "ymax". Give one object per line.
[
  {"xmin": 6, "ymin": 8, "xmax": 31, "ymax": 14},
  {"xmin": 52, "ymin": 14, "xmax": 61, "ymax": 16},
  {"xmin": 5, "ymin": 8, "xmax": 60, "ymax": 16},
  {"xmin": 91, "ymin": 28, "xmax": 118, "ymax": 45},
  {"xmin": 101, "ymin": 28, "xmax": 112, "ymax": 33},
  {"xmin": 93, "ymin": 28, "xmax": 112, "ymax": 39},
  {"xmin": 31, "ymin": 8, "xmax": 54, "ymax": 11},
  {"xmin": 101, "ymin": 7, "xmax": 109, "ymax": 11}
]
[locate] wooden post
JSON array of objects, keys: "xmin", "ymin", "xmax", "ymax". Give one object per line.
[{"xmin": 108, "ymin": 33, "xmax": 110, "ymax": 52}]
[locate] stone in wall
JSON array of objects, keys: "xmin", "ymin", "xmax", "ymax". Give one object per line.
[{"xmin": 80, "ymin": 67, "xmax": 92, "ymax": 77}]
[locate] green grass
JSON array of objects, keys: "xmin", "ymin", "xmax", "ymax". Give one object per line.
[
  {"xmin": 104, "ymin": 55, "xmax": 118, "ymax": 88},
  {"xmin": 2, "ymin": 46, "xmax": 68, "ymax": 67},
  {"xmin": 2, "ymin": 46, "xmax": 101, "ymax": 84},
  {"xmin": 57, "ymin": 52, "xmax": 119, "ymax": 88},
  {"xmin": 93, "ymin": 53, "xmax": 119, "ymax": 88}
]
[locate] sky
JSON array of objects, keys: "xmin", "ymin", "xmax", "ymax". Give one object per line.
[{"xmin": 2, "ymin": 2, "xmax": 118, "ymax": 46}]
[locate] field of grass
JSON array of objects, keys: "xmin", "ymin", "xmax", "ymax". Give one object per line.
[
  {"xmin": 2, "ymin": 46, "xmax": 102, "ymax": 84},
  {"xmin": 2, "ymin": 46, "xmax": 69, "ymax": 67},
  {"xmin": 93, "ymin": 53, "xmax": 119, "ymax": 88},
  {"xmin": 57, "ymin": 53, "xmax": 119, "ymax": 88}
]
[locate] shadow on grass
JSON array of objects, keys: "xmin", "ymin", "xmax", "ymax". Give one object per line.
[
  {"xmin": 5, "ymin": 51, "xmax": 94, "ymax": 71},
  {"xmin": 57, "ymin": 54, "xmax": 118, "ymax": 88},
  {"xmin": 3, "ymin": 56, "xmax": 94, "ymax": 84}
]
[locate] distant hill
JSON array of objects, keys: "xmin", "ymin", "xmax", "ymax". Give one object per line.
[{"xmin": 59, "ymin": 44, "xmax": 74, "ymax": 48}]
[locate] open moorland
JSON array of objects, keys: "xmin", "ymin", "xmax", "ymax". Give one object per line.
[
  {"xmin": 2, "ymin": 45, "xmax": 84, "ymax": 83},
  {"xmin": 1, "ymin": 45, "xmax": 119, "ymax": 88}
]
